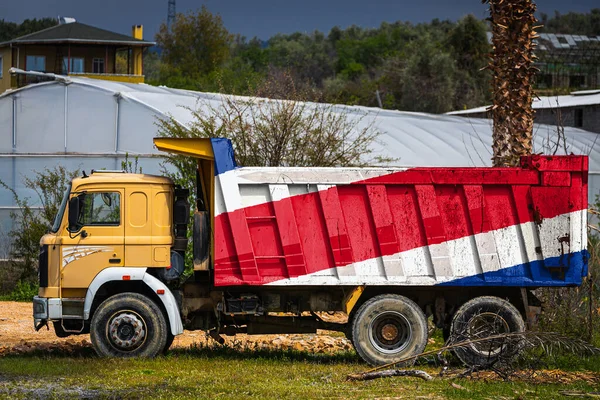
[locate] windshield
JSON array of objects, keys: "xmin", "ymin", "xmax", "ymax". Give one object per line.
[{"xmin": 51, "ymin": 184, "xmax": 71, "ymax": 233}]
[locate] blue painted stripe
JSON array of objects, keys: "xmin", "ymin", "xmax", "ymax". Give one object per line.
[
  {"xmin": 438, "ymin": 250, "xmax": 589, "ymax": 287},
  {"xmin": 210, "ymin": 138, "xmax": 237, "ymax": 175}
]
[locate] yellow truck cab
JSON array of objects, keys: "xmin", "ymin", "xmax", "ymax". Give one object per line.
[{"xmin": 34, "ymin": 171, "xmax": 186, "ymax": 356}]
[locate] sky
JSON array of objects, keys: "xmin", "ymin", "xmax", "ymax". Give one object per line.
[{"xmin": 1, "ymin": 0, "xmax": 598, "ymax": 42}]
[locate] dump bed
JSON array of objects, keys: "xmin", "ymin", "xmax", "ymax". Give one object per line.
[{"xmin": 212, "ymin": 155, "xmax": 588, "ymax": 287}]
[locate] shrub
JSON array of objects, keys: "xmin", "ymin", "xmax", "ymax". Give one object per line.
[
  {"xmin": 0, "ymin": 166, "xmax": 79, "ymax": 288},
  {"xmin": 0, "ymin": 280, "xmax": 38, "ymax": 302}
]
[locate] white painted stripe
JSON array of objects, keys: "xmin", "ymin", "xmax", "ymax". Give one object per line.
[
  {"xmin": 62, "ymin": 246, "xmax": 112, "ymax": 267},
  {"xmin": 214, "ymin": 167, "xmax": 405, "ymax": 216},
  {"xmin": 233, "ymin": 167, "xmax": 407, "ymax": 185},
  {"xmin": 265, "ymin": 211, "xmax": 585, "ymax": 286}
]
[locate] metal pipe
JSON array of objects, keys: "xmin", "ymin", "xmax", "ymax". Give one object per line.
[
  {"xmin": 0, "ymin": 153, "xmax": 157, "ymax": 157},
  {"xmin": 12, "ymin": 95, "xmax": 16, "ymax": 150},
  {"xmin": 114, "ymin": 94, "xmax": 120, "ymax": 152},
  {"xmin": 64, "ymin": 84, "xmax": 68, "ymax": 153},
  {"xmin": 11, "ymin": 96, "xmax": 16, "ymax": 210},
  {"xmin": 8, "ymin": 68, "xmax": 71, "ymax": 83}
]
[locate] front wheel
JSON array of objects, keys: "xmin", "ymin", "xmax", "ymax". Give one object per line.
[
  {"xmin": 90, "ymin": 293, "xmax": 168, "ymax": 358},
  {"xmin": 351, "ymin": 294, "xmax": 428, "ymax": 366}
]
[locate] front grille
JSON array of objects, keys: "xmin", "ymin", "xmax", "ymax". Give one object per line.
[{"xmin": 38, "ymin": 245, "xmax": 48, "ymax": 288}]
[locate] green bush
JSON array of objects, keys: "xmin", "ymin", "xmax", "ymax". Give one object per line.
[
  {"xmin": 0, "ymin": 166, "xmax": 79, "ymax": 289},
  {"xmin": 0, "ymin": 280, "xmax": 38, "ymax": 302}
]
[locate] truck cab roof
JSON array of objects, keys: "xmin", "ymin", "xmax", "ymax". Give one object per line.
[{"xmin": 72, "ymin": 172, "xmax": 173, "ymax": 188}]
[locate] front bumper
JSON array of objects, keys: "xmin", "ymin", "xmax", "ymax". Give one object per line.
[{"xmin": 33, "ymin": 296, "xmax": 63, "ymax": 329}]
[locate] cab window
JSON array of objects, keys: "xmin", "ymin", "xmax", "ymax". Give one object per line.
[{"xmin": 78, "ymin": 192, "xmax": 121, "ymax": 226}]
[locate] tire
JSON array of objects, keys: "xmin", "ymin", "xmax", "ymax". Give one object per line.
[
  {"xmin": 90, "ymin": 293, "xmax": 168, "ymax": 358},
  {"xmin": 450, "ymin": 296, "xmax": 525, "ymax": 367},
  {"xmin": 351, "ymin": 294, "xmax": 428, "ymax": 366}
]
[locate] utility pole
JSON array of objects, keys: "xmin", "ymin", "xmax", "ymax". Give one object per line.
[{"xmin": 167, "ymin": 0, "xmax": 176, "ymax": 30}]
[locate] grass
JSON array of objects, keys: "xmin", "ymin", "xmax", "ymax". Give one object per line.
[{"xmin": 1, "ymin": 339, "xmax": 599, "ymax": 399}]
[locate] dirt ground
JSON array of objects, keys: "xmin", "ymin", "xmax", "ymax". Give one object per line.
[{"xmin": 0, "ymin": 301, "xmax": 352, "ymax": 356}]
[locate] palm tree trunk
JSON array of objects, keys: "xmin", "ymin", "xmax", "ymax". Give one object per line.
[{"xmin": 486, "ymin": 0, "xmax": 538, "ymax": 167}]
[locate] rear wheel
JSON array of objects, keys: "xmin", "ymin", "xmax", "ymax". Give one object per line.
[
  {"xmin": 351, "ymin": 294, "xmax": 428, "ymax": 366},
  {"xmin": 90, "ymin": 293, "xmax": 168, "ymax": 358},
  {"xmin": 450, "ymin": 296, "xmax": 525, "ymax": 367}
]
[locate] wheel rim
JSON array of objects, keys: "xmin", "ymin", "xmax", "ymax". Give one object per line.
[
  {"xmin": 466, "ymin": 312, "xmax": 510, "ymax": 356},
  {"xmin": 368, "ymin": 311, "xmax": 413, "ymax": 354},
  {"xmin": 106, "ymin": 310, "xmax": 147, "ymax": 352}
]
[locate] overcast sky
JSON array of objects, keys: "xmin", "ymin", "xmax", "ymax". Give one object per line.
[{"xmin": 1, "ymin": 0, "xmax": 598, "ymax": 41}]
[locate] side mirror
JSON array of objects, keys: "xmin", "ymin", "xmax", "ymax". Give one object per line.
[
  {"xmin": 68, "ymin": 197, "xmax": 80, "ymax": 232},
  {"xmin": 101, "ymin": 193, "xmax": 112, "ymax": 207}
]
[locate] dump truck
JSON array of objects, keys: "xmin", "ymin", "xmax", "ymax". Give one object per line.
[{"xmin": 32, "ymin": 138, "xmax": 589, "ymax": 365}]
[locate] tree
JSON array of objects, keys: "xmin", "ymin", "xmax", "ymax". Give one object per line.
[
  {"xmin": 0, "ymin": 18, "xmax": 56, "ymax": 42},
  {"xmin": 540, "ymin": 9, "xmax": 600, "ymax": 36},
  {"xmin": 156, "ymin": 71, "xmax": 390, "ymax": 195},
  {"xmin": 0, "ymin": 166, "xmax": 79, "ymax": 284},
  {"xmin": 447, "ymin": 15, "xmax": 491, "ymax": 110},
  {"xmin": 155, "ymin": 6, "xmax": 233, "ymax": 84},
  {"xmin": 266, "ymin": 31, "xmax": 335, "ymax": 86},
  {"xmin": 398, "ymin": 39, "xmax": 457, "ymax": 114},
  {"xmin": 143, "ymin": 50, "xmax": 162, "ymax": 84},
  {"xmin": 486, "ymin": 0, "xmax": 538, "ymax": 167}
]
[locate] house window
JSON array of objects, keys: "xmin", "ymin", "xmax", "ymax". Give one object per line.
[
  {"xmin": 92, "ymin": 58, "xmax": 105, "ymax": 74},
  {"xmin": 574, "ymin": 109, "xmax": 583, "ymax": 128},
  {"xmin": 62, "ymin": 57, "xmax": 84, "ymax": 74},
  {"xmin": 26, "ymin": 55, "xmax": 46, "ymax": 72}
]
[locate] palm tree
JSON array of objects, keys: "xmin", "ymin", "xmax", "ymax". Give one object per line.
[{"xmin": 486, "ymin": 0, "xmax": 538, "ymax": 167}]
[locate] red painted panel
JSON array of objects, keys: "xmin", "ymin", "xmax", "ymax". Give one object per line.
[
  {"xmin": 542, "ymin": 172, "xmax": 571, "ymax": 187},
  {"xmin": 212, "ymin": 156, "xmax": 589, "ymax": 286},
  {"xmin": 463, "ymin": 185, "xmax": 488, "ymax": 234},
  {"xmin": 319, "ymin": 187, "xmax": 354, "ymax": 266},
  {"xmin": 482, "ymin": 186, "xmax": 518, "ymax": 230},
  {"xmin": 531, "ymin": 187, "xmax": 571, "ymax": 220},
  {"xmin": 415, "ymin": 185, "xmax": 446, "ymax": 244},
  {"xmin": 521, "ymin": 155, "xmax": 587, "ymax": 171},
  {"xmin": 366, "ymin": 185, "xmax": 400, "ymax": 255},
  {"xmin": 227, "ymin": 208, "xmax": 260, "ymax": 282},
  {"xmin": 360, "ymin": 168, "xmax": 539, "ymax": 185},
  {"xmin": 338, "ymin": 186, "xmax": 381, "ymax": 262},
  {"xmin": 272, "ymin": 197, "xmax": 307, "ymax": 277},
  {"xmin": 436, "ymin": 186, "xmax": 472, "ymax": 239},
  {"xmin": 386, "ymin": 186, "xmax": 428, "ymax": 252},
  {"xmin": 213, "ymin": 212, "xmax": 243, "ymax": 283},
  {"xmin": 291, "ymin": 192, "xmax": 335, "ymax": 274},
  {"xmin": 245, "ymin": 203, "xmax": 282, "ymax": 258}
]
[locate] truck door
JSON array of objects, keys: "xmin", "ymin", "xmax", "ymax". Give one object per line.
[{"xmin": 60, "ymin": 190, "xmax": 125, "ymax": 290}]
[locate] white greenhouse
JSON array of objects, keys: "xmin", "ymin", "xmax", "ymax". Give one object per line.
[{"xmin": 1, "ymin": 76, "xmax": 599, "ymax": 253}]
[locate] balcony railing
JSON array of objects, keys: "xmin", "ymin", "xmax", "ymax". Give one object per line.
[
  {"xmin": 67, "ymin": 73, "xmax": 145, "ymax": 84},
  {"xmin": 11, "ymin": 70, "xmax": 145, "ymax": 89}
]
